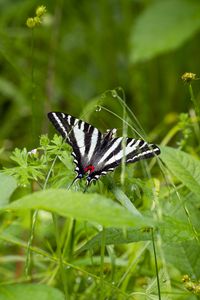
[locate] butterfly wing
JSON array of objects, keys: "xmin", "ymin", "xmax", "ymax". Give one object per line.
[
  {"xmin": 48, "ymin": 112, "xmax": 102, "ymax": 180},
  {"xmin": 48, "ymin": 112, "xmax": 160, "ymax": 185},
  {"xmin": 86, "ymin": 137, "xmax": 160, "ymax": 184}
]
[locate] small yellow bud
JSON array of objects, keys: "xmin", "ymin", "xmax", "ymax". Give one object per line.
[
  {"xmin": 185, "ymin": 281, "xmax": 195, "ymax": 292},
  {"xmin": 33, "ymin": 16, "xmax": 41, "ymax": 26},
  {"xmin": 26, "ymin": 17, "xmax": 36, "ymax": 28},
  {"xmin": 36, "ymin": 5, "xmax": 47, "ymax": 17},
  {"xmin": 181, "ymin": 72, "xmax": 196, "ymax": 83},
  {"xmin": 182, "ymin": 274, "xmax": 190, "ymax": 282}
]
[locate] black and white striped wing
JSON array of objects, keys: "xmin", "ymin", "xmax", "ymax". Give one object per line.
[
  {"xmin": 48, "ymin": 112, "xmax": 102, "ymax": 179},
  {"xmin": 48, "ymin": 112, "xmax": 161, "ymax": 185},
  {"xmin": 86, "ymin": 137, "xmax": 160, "ymax": 183}
]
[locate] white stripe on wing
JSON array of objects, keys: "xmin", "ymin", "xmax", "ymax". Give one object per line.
[
  {"xmin": 87, "ymin": 128, "xmax": 99, "ymax": 161},
  {"xmin": 97, "ymin": 138, "xmax": 123, "ymax": 165},
  {"xmin": 52, "ymin": 113, "xmax": 68, "ymax": 137},
  {"xmin": 73, "ymin": 127, "xmax": 86, "ymax": 157}
]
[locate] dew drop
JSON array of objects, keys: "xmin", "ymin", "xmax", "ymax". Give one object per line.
[
  {"xmin": 111, "ymin": 90, "xmax": 117, "ymax": 98},
  {"xmin": 96, "ymin": 105, "xmax": 101, "ymax": 112},
  {"xmin": 87, "ymin": 276, "xmax": 93, "ymax": 283},
  {"xmin": 76, "ymin": 277, "xmax": 81, "ymax": 284}
]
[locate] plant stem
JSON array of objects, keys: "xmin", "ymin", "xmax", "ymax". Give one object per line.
[
  {"xmin": 188, "ymin": 84, "xmax": 200, "ymax": 145},
  {"xmin": 63, "ymin": 218, "xmax": 76, "ymax": 259},
  {"xmin": 189, "ymin": 84, "xmax": 199, "ymax": 117},
  {"xmin": 120, "ymin": 91, "xmax": 127, "ymax": 186},
  {"xmin": 25, "ymin": 209, "xmax": 38, "ymax": 278},
  {"xmin": 100, "ymin": 227, "xmax": 106, "ymax": 300},
  {"xmin": 161, "ymin": 125, "xmax": 179, "ymax": 146},
  {"xmin": 25, "ymin": 155, "xmax": 58, "ymax": 277},
  {"xmin": 151, "ymin": 228, "xmax": 161, "ymax": 300},
  {"xmin": 52, "ymin": 213, "xmax": 69, "ymax": 299},
  {"xmin": 30, "ymin": 28, "xmax": 37, "ymax": 148}
]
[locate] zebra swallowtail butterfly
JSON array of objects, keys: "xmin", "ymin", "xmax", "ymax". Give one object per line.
[{"xmin": 48, "ymin": 112, "xmax": 160, "ymax": 185}]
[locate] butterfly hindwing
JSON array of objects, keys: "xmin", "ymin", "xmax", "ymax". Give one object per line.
[
  {"xmin": 86, "ymin": 137, "xmax": 160, "ymax": 183},
  {"xmin": 48, "ymin": 112, "xmax": 160, "ymax": 185}
]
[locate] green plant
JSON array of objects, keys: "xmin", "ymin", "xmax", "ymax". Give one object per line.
[{"xmin": 1, "ymin": 1, "xmax": 200, "ymax": 299}]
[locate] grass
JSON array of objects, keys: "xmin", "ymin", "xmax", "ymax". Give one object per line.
[
  {"xmin": 1, "ymin": 89, "xmax": 200, "ymax": 299},
  {"xmin": 1, "ymin": 1, "xmax": 200, "ymax": 299}
]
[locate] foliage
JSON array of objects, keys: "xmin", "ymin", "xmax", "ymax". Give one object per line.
[
  {"xmin": 130, "ymin": 0, "xmax": 200, "ymax": 63},
  {"xmin": 1, "ymin": 0, "xmax": 200, "ymax": 299}
]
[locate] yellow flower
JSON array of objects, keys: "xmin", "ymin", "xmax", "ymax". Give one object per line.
[
  {"xmin": 36, "ymin": 5, "xmax": 47, "ymax": 17},
  {"xmin": 26, "ymin": 5, "xmax": 47, "ymax": 28},
  {"xmin": 181, "ymin": 72, "xmax": 196, "ymax": 83},
  {"xmin": 33, "ymin": 16, "xmax": 41, "ymax": 26},
  {"xmin": 26, "ymin": 17, "xmax": 36, "ymax": 28}
]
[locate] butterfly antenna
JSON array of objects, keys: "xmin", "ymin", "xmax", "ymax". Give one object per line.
[{"xmin": 67, "ymin": 176, "xmax": 80, "ymax": 190}]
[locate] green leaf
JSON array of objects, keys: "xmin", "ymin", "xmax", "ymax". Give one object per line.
[
  {"xmin": 112, "ymin": 186, "xmax": 141, "ymax": 216},
  {"xmin": 160, "ymin": 146, "xmax": 200, "ymax": 196},
  {"xmin": 0, "ymin": 284, "xmax": 64, "ymax": 300},
  {"xmin": 2, "ymin": 189, "xmax": 152, "ymax": 228},
  {"xmin": 164, "ymin": 240, "xmax": 200, "ymax": 277},
  {"xmin": 130, "ymin": 0, "xmax": 200, "ymax": 63},
  {"xmin": 159, "ymin": 216, "xmax": 197, "ymax": 243},
  {"xmin": 0, "ymin": 173, "xmax": 17, "ymax": 207},
  {"xmin": 77, "ymin": 215, "xmax": 196, "ymax": 254},
  {"xmin": 77, "ymin": 227, "xmax": 151, "ymax": 254}
]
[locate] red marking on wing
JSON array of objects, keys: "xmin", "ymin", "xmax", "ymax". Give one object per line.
[{"xmin": 84, "ymin": 165, "xmax": 95, "ymax": 173}]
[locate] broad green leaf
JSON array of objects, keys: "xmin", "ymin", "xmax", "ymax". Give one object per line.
[
  {"xmin": 76, "ymin": 227, "xmax": 151, "ymax": 254},
  {"xmin": 159, "ymin": 216, "xmax": 197, "ymax": 243},
  {"xmin": 77, "ymin": 216, "xmax": 196, "ymax": 254},
  {"xmin": 130, "ymin": 0, "xmax": 200, "ymax": 63},
  {"xmin": 164, "ymin": 240, "xmax": 200, "ymax": 277},
  {"xmin": 0, "ymin": 173, "xmax": 17, "ymax": 206},
  {"xmin": 160, "ymin": 146, "xmax": 200, "ymax": 196},
  {"xmin": 2, "ymin": 189, "xmax": 152, "ymax": 228},
  {"xmin": 0, "ymin": 284, "xmax": 64, "ymax": 300}
]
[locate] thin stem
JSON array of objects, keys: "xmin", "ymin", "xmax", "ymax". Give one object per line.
[
  {"xmin": 100, "ymin": 227, "xmax": 106, "ymax": 300},
  {"xmin": 30, "ymin": 28, "xmax": 37, "ymax": 148},
  {"xmin": 25, "ymin": 209, "xmax": 38, "ymax": 277},
  {"xmin": 99, "ymin": 105, "xmax": 144, "ymax": 139},
  {"xmin": 43, "ymin": 154, "xmax": 58, "ymax": 190},
  {"xmin": 120, "ymin": 92, "xmax": 127, "ymax": 186},
  {"xmin": 25, "ymin": 28, "xmax": 38, "ymax": 277},
  {"xmin": 63, "ymin": 218, "xmax": 76, "ymax": 259},
  {"xmin": 52, "ymin": 213, "xmax": 69, "ymax": 299},
  {"xmin": 1, "ymin": 233, "xmax": 129, "ymax": 297},
  {"xmin": 188, "ymin": 84, "xmax": 200, "ymax": 145},
  {"xmin": 189, "ymin": 84, "xmax": 199, "ymax": 117},
  {"xmin": 160, "ymin": 125, "xmax": 179, "ymax": 146},
  {"xmin": 103, "ymin": 88, "xmax": 147, "ymax": 138},
  {"xmin": 117, "ymin": 241, "xmax": 150, "ymax": 288},
  {"xmin": 25, "ymin": 155, "xmax": 58, "ymax": 277},
  {"xmin": 151, "ymin": 228, "xmax": 161, "ymax": 300}
]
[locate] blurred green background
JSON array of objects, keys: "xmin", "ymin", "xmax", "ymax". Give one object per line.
[{"xmin": 1, "ymin": 0, "xmax": 200, "ymax": 151}]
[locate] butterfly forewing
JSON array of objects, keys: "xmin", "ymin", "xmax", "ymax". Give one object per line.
[
  {"xmin": 48, "ymin": 112, "xmax": 102, "ymax": 178},
  {"xmin": 48, "ymin": 112, "xmax": 160, "ymax": 185}
]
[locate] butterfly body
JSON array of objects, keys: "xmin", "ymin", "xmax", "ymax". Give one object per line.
[{"xmin": 48, "ymin": 112, "xmax": 160, "ymax": 185}]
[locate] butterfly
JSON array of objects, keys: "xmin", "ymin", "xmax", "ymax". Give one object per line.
[{"xmin": 48, "ymin": 112, "xmax": 160, "ymax": 185}]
